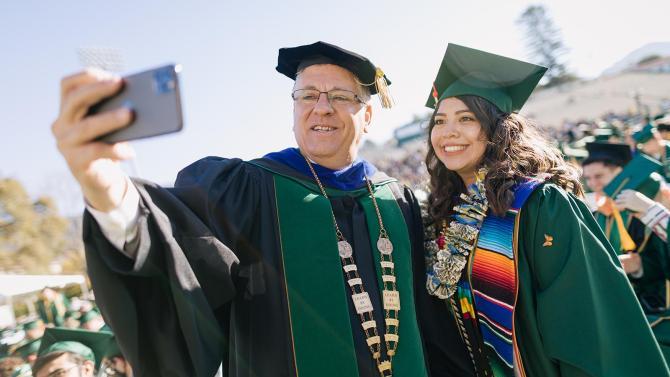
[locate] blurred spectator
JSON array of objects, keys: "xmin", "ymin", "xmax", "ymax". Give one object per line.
[
  {"xmin": 0, "ymin": 357, "xmax": 25, "ymax": 377},
  {"xmin": 10, "ymin": 338, "xmax": 40, "ymax": 366},
  {"xmin": 35, "ymin": 288, "xmax": 68, "ymax": 328},
  {"xmin": 78, "ymin": 310, "xmax": 107, "ymax": 332},
  {"xmin": 62, "ymin": 312, "xmax": 80, "ymax": 330},
  {"xmin": 19, "ymin": 320, "xmax": 44, "ymax": 342}
]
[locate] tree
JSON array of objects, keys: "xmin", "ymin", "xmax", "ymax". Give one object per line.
[
  {"xmin": 0, "ymin": 178, "xmax": 84, "ymax": 273},
  {"xmin": 517, "ymin": 5, "xmax": 577, "ymax": 87}
]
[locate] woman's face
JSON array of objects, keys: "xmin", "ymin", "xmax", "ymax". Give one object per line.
[{"xmin": 430, "ymin": 97, "xmax": 488, "ymax": 181}]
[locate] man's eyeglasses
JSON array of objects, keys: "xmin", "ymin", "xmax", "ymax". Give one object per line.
[{"xmin": 291, "ymin": 89, "xmax": 364, "ymax": 108}]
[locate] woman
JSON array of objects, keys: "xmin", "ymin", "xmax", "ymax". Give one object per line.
[{"xmin": 418, "ymin": 44, "xmax": 669, "ymax": 377}]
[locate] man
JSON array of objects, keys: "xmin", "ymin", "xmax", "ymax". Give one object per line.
[
  {"xmin": 582, "ymin": 142, "xmax": 669, "ymax": 314},
  {"xmin": 31, "ymin": 328, "xmax": 113, "ymax": 377},
  {"xmin": 51, "ymin": 42, "xmax": 472, "ymax": 377}
]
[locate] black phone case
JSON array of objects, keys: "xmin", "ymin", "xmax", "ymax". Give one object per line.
[{"xmin": 89, "ymin": 64, "xmax": 183, "ymax": 143}]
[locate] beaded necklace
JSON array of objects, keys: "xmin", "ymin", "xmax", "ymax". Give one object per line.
[{"xmin": 426, "ymin": 168, "xmax": 488, "ymax": 299}]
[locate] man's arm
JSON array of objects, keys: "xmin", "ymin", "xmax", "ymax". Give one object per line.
[
  {"xmin": 86, "ymin": 176, "xmax": 141, "ymax": 258},
  {"xmin": 616, "ymin": 189, "xmax": 669, "ymax": 241}
]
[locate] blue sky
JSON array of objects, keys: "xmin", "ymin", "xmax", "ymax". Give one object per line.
[{"xmin": 1, "ymin": 0, "xmax": 669, "ymax": 215}]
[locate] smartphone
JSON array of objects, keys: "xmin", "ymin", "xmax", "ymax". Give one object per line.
[{"xmin": 89, "ymin": 64, "xmax": 183, "ymax": 143}]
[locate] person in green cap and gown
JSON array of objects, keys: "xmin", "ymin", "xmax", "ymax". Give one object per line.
[
  {"xmin": 32, "ymin": 327, "xmax": 113, "ymax": 377},
  {"xmin": 35, "ymin": 288, "xmax": 68, "ymax": 328},
  {"xmin": 419, "ymin": 43, "xmax": 669, "ymax": 377},
  {"xmin": 10, "ymin": 338, "xmax": 40, "ymax": 366},
  {"xmin": 61, "ymin": 311, "xmax": 79, "ymax": 330},
  {"xmin": 633, "ymin": 122, "xmax": 670, "ymax": 180},
  {"xmin": 50, "ymin": 41, "xmax": 471, "ymax": 377},
  {"xmin": 78, "ymin": 309, "xmax": 109, "ymax": 332},
  {"xmin": 582, "ymin": 142, "xmax": 670, "ymax": 314},
  {"xmin": 19, "ymin": 320, "xmax": 44, "ymax": 342}
]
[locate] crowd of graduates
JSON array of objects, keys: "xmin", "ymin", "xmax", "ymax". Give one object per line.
[
  {"xmin": 556, "ymin": 111, "xmax": 670, "ymax": 360},
  {"xmin": 0, "ymin": 287, "xmax": 132, "ymax": 377}
]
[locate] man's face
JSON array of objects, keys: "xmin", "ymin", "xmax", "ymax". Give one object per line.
[
  {"xmin": 25, "ymin": 325, "xmax": 45, "ymax": 340},
  {"xmin": 641, "ymin": 136, "xmax": 663, "ymax": 156},
  {"xmin": 582, "ymin": 162, "xmax": 622, "ymax": 193},
  {"xmin": 35, "ymin": 354, "xmax": 94, "ymax": 377},
  {"xmin": 292, "ymin": 64, "xmax": 372, "ymax": 169}
]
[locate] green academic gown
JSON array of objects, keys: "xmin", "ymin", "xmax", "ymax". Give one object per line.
[
  {"xmin": 83, "ymin": 156, "xmax": 469, "ymax": 377},
  {"xmin": 423, "ymin": 184, "xmax": 669, "ymax": 377},
  {"xmin": 593, "ymin": 212, "xmax": 668, "ymax": 312}
]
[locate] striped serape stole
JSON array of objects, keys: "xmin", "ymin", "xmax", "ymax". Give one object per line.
[{"xmin": 470, "ymin": 179, "xmax": 543, "ymax": 376}]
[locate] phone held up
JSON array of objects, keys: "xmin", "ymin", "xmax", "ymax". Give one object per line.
[{"xmin": 88, "ymin": 64, "xmax": 183, "ymax": 143}]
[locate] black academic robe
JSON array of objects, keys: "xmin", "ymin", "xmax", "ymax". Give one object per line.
[{"xmin": 83, "ymin": 157, "xmax": 473, "ymax": 377}]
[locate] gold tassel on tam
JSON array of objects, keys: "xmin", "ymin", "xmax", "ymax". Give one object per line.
[
  {"xmin": 373, "ymin": 68, "xmax": 394, "ymax": 109},
  {"xmin": 598, "ymin": 196, "xmax": 637, "ymax": 252},
  {"xmin": 356, "ymin": 67, "xmax": 394, "ymax": 109}
]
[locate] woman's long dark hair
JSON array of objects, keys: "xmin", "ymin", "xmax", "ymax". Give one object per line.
[{"xmin": 426, "ymin": 95, "xmax": 583, "ymax": 221}]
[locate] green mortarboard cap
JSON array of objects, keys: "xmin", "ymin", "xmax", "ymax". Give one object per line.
[
  {"xmin": 604, "ymin": 153, "xmax": 664, "ymax": 198},
  {"xmin": 584, "ymin": 142, "xmax": 632, "ymax": 166},
  {"xmin": 425, "ymin": 44, "xmax": 547, "ymax": 112},
  {"xmin": 37, "ymin": 328, "xmax": 113, "ymax": 369},
  {"xmin": 63, "ymin": 311, "xmax": 79, "ymax": 320},
  {"xmin": 11, "ymin": 338, "xmax": 41, "ymax": 358},
  {"xmin": 78, "ymin": 309, "xmax": 101, "ymax": 324},
  {"xmin": 633, "ymin": 123, "xmax": 656, "ymax": 143},
  {"xmin": 276, "ymin": 41, "xmax": 393, "ymax": 108}
]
